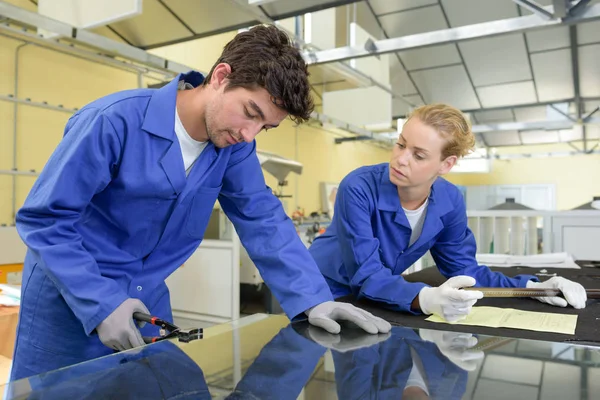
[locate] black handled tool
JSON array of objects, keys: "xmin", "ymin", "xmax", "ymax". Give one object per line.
[
  {"xmin": 133, "ymin": 312, "xmax": 203, "ymax": 344},
  {"xmin": 463, "ymin": 287, "xmax": 600, "ymax": 298}
]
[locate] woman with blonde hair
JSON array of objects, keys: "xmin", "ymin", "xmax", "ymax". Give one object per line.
[{"xmin": 309, "ymin": 103, "xmax": 586, "ymax": 321}]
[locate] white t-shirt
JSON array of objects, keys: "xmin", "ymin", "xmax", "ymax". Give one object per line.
[
  {"xmin": 174, "ymin": 108, "xmax": 208, "ymax": 176},
  {"xmin": 403, "ymin": 198, "xmax": 429, "ymax": 247},
  {"xmin": 406, "ymin": 347, "xmax": 431, "ymax": 395}
]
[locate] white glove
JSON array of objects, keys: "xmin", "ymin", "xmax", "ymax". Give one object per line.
[
  {"xmin": 419, "ymin": 329, "xmax": 484, "ymax": 371},
  {"xmin": 306, "ymin": 324, "xmax": 391, "ymax": 353},
  {"xmin": 526, "ymin": 277, "xmax": 587, "ymax": 309},
  {"xmin": 306, "ymin": 301, "xmax": 392, "ymax": 334},
  {"xmin": 418, "ymin": 276, "xmax": 483, "ymax": 322},
  {"xmin": 96, "ymin": 298, "xmax": 149, "ymax": 351}
]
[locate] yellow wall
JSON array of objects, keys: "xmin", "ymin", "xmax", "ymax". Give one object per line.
[
  {"xmin": 446, "ymin": 141, "xmax": 600, "ymax": 210},
  {"xmin": 148, "ymin": 31, "xmax": 236, "ymax": 75},
  {"xmin": 255, "ymin": 121, "xmax": 392, "ymax": 213},
  {"xmin": 0, "ymin": 33, "xmax": 162, "ymax": 224}
]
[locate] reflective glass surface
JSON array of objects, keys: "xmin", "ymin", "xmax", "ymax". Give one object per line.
[{"xmin": 3, "ymin": 313, "xmax": 600, "ymax": 399}]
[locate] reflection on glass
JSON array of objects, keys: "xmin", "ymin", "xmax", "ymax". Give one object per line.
[
  {"xmin": 3, "ymin": 340, "xmax": 211, "ymax": 399},
  {"xmin": 3, "ymin": 315, "xmax": 600, "ymax": 400}
]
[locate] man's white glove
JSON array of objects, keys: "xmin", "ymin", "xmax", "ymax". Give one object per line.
[
  {"xmin": 306, "ymin": 301, "xmax": 392, "ymax": 334},
  {"xmin": 306, "ymin": 325, "xmax": 391, "ymax": 353},
  {"xmin": 418, "ymin": 276, "xmax": 483, "ymax": 322},
  {"xmin": 419, "ymin": 329, "xmax": 484, "ymax": 371},
  {"xmin": 526, "ymin": 277, "xmax": 587, "ymax": 309},
  {"xmin": 96, "ymin": 298, "xmax": 149, "ymax": 351}
]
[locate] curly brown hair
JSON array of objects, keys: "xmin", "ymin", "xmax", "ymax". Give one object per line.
[
  {"xmin": 204, "ymin": 24, "xmax": 313, "ymax": 124},
  {"xmin": 406, "ymin": 103, "xmax": 475, "ymax": 159}
]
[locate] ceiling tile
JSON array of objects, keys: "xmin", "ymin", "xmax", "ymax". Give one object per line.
[
  {"xmin": 477, "ymin": 81, "xmax": 537, "ymax": 108},
  {"xmin": 356, "ymin": 1, "xmax": 387, "ymax": 41},
  {"xmin": 531, "ymin": 49, "xmax": 574, "ymax": 101},
  {"xmin": 459, "ymin": 34, "xmax": 532, "ymax": 86},
  {"xmin": 163, "ymin": 0, "xmax": 252, "ymax": 38},
  {"xmin": 514, "ymin": 106, "xmax": 548, "ymax": 122},
  {"xmin": 369, "ymin": 0, "xmax": 438, "ymax": 16},
  {"xmin": 393, "ymin": 95, "xmax": 425, "ymax": 117},
  {"xmin": 559, "ymin": 129, "xmax": 583, "ymax": 142},
  {"xmin": 531, "ymin": 0, "xmax": 600, "ymax": 10},
  {"xmin": 483, "ymin": 131, "xmax": 521, "ymax": 146},
  {"xmin": 411, "ymin": 65, "xmax": 481, "ymax": 109},
  {"xmin": 579, "ymin": 44, "xmax": 600, "ymax": 97},
  {"xmin": 91, "ymin": 26, "xmax": 128, "ymax": 44},
  {"xmin": 111, "ymin": 0, "xmax": 196, "ymax": 48},
  {"xmin": 473, "ymin": 109, "xmax": 515, "ymax": 123},
  {"xmin": 520, "ymin": 130, "xmax": 559, "ymax": 145},
  {"xmin": 526, "ymin": 26, "xmax": 569, "ymax": 52},
  {"xmin": 520, "ymin": 0, "xmax": 551, "ymax": 9},
  {"xmin": 261, "ymin": 0, "xmax": 362, "ymax": 19},
  {"xmin": 390, "ymin": 63, "xmax": 418, "ymax": 95},
  {"xmin": 379, "ymin": 5, "xmax": 446, "ymax": 37},
  {"xmin": 399, "ymin": 44, "xmax": 461, "ymax": 71},
  {"xmin": 586, "ymin": 125, "xmax": 600, "ymax": 139},
  {"xmin": 440, "ymin": 0, "xmax": 519, "ymax": 27},
  {"xmin": 584, "ymin": 100, "xmax": 600, "ymax": 113},
  {"xmin": 578, "ymin": 20, "xmax": 600, "ymax": 45}
]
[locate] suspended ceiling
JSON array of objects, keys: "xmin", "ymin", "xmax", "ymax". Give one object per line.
[
  {"xmin": 364, "ymin": 0, "xmax": 600, "ymax": 148},
  {"xmin": 12, "ymin": 0, "xmax": 600, "ymax": 149},
  {"xmin": 93, "ymin": 0, "xmax": 362, "ymax": 49}
]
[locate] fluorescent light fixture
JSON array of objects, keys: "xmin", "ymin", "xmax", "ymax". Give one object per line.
[
  {"xmin": 397, "ymin": 118, "xmax": 406, "ymax": 132},
  {"xmin": 248, "ymin": 0, "xmax": 279, "ymax": 5},
  {"xmin": 304, "ymin": 13, "xmax": 312, "ymax": 44}
]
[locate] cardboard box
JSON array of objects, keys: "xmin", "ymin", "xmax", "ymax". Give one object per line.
[
  {"xmin": 0, "ymin": 306, "xmax": 19, "ymax": 360},
  {"xmin": 0, "ymin": 354, "xmax": 11, "ymax": 386}
]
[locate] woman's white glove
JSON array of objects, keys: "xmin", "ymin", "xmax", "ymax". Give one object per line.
[
  {"xmin": 419, "ymin": 329, "xmax": 484, "ymax": 371},
  {"xmin": 526, "ymin": 277, "xmax": 587, "ymax": 309},
  {"xmin": 418, "ymin": 276, "xmax": 483, "ymax": 322}
]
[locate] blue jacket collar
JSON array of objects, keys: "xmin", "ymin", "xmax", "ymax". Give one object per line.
[
  {"xmin": 378, "ymin": 164, "xmax": 455, "ymax": 217},
  {"xmin": 141, "ymin": 71, "xmax": 205, "ymax": 139},
  {"xmin": 378, "ymin": 165, "xmax": 400, "ymax": 212},
  {"xmin": 140, "ymin": 71, "xmax": 218, "ymax": 195},
  {"xmin": 376, "ymin": 165, "xmax": 458, "ymax": 252}
]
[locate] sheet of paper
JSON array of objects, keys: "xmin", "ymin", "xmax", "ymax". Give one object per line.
[
  {"xmin": 426, "ymin": 306, "xmax": 578, "ymax": 335},
  {"xmin": 476, "ymin": 252, "xmax": 581, "ymax": 269}
]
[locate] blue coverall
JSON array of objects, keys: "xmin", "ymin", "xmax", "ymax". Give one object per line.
[
  {"xmin": 309, "ymin": 163, "xmax": 536, "ymax": 312},
  {"xmin": 11, "ymin": 71, "xmax": 333, "ymax": 380}
]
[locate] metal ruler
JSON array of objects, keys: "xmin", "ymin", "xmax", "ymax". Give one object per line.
[{"xmin": 463, "ymin": 287, "xmax": 600, "ymax": 298}]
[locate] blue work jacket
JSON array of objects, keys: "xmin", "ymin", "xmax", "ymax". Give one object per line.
[
  {"xmin": 232, "ymin": 324, "xmax": 466, "ymax": 399},
  {"xmin": 309, "ymin": 163, "xmax": 536, "ymax": 312},
  {"xmin": 16, "ymin": 71, "xmax": 333, "ymax": 336},
  {"xmin": 230, "ymin": 324, "xmax": 326, "ymax": 399},
  {"xmin": 6, "ymin": 341, "xmax": 211, "ymax": 399},
  {"xmin": 332, "ymin": 327, "xmax": 468, "ymax": 400}
]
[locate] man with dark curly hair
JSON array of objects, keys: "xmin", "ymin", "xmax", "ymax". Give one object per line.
[{"xmin": 11, "ymin": 25, "xmax": 391, "ymax": 380}]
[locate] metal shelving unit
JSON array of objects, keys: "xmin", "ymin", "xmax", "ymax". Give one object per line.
[
  {"xmin": 0, "ymin": 94, "xmax": 78, "ymax": 113},
  {"xmin": 0, "ymin": 1, "xmax": 193, "ymax": 224}
]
